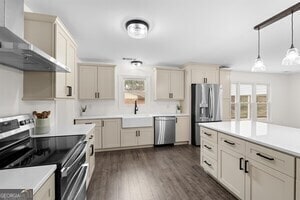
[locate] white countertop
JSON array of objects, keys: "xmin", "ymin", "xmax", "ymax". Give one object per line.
[
  {"xmin": 199, "ymin": 120, "xmax": 300, "ymax": 157},
  {"xmin": 0, "ymin": 165, "xmax": 56, "ymax": 194},
  {"xmin": 75, "ymin": 113, "xmax": 189, "ymax": 120},
  {"xmin": 31, "ymin": 124, "xmax": 95, "ymax": 137}
]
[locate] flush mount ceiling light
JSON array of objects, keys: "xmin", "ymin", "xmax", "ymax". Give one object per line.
[
  {"xmin": 131, "ymin": 60, "xmax": 143, "ymax": 67},
  {"xmin": 282, "ymin": 12, "xmax": 300, "ymax": 65},
  {"xmin": 125, "ymin": 19, "xmax": 149, "ymax": 39},
  {"xmin": 252, "ymin": 29, "xmax": 266, "ymax": 72}
]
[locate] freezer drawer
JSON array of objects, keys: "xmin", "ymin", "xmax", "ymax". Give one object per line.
[{"xmin": 154, "ymin": 117, "xmax": 176, "ymax": 145}]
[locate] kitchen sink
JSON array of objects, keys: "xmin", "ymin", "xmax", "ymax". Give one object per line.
[{"xmin": 122, "ymin": 115, "xmax": 153, "ymax": 128}]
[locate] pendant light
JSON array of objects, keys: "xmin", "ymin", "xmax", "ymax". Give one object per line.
[
  {"xmin": 252, "ymin": 29, "xmax": 266, "ymax": 72},
  {"xmin": 282, "ymin": 12, "xmax": 300, "ymax": 65}
]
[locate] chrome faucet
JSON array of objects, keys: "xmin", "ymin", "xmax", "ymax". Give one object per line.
[{"xmin": 134, "ymin": 100, "xmax": 139, "ymax": 114}]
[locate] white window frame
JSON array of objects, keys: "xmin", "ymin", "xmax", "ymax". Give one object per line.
[
  {"xmin": 119, "ymin": 75, "xmax": 149, "ymax": 109},
  {"xmin": 231, "ymin": 82, "xmax": 271, "ymax": 122}
]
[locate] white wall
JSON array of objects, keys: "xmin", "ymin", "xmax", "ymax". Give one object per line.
[
  {"xmin": 78, "ymin": 64, "xmax": 180, "ymax": 116},
  {"xmin": 286, "ymin": 73, "xmax": 300, "ymax": 128},
  {"xmin": 231, "ymin": 71, "xmax": 290, "ymax": 126}
]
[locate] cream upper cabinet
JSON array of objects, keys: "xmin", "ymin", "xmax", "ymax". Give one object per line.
[
  {"xmin": 175, "ymin": 116, "xmax": 189, "ymax": 142},
  {"xmin": 102, "ymin": 119, "xmax": 121, "ymax": 149},
  {"xmin": 33, "ymin": 174, "xmax": 55, "ymax": 200},
  {"xmin": 23, "ymin": 12, "xmax": 77, "ymax": 100},
  {"xmin": 191, "ymin": 68, "xmax": 219, "ymax": 84},
  {"xmin": 154, "ymin": 68, "xmax": 184, "ymax": 100},
  {"xmin": 220, "ymin": 69, "xmax": 231, "ymax": 120},
  {"xmin": 78, "ymin": 63, "xmax": 115, "ymax": 100},
  {"xmin": 245, "ymin": 158, "xmax": 294, "ymax": 200}
]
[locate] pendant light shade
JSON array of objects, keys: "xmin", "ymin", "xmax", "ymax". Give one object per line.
[
  {"xmin": 282, "ymin": 12, "xmax": 300, "ymax": 65},
  {"xmin": 252, "ymin": 29, "xmax": 266, "ymax": 72}
]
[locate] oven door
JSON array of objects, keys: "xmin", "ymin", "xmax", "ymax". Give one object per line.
[
  {"xmin": 59, "ymin": 141, "xmax": 87, "ymax": 199},
  {"xmin": 62, "ymin": 163, "xmax": 89, "ymax": 200}
]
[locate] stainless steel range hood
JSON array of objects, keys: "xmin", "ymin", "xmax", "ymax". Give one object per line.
[{"xmin": 0, "ymin": 0, "xmax": 70, "ymax": 72}]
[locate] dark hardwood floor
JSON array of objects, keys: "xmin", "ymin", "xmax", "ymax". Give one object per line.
[{"xmin": 87, "ymin": 145, "xmax": 237, "ymax": 200}]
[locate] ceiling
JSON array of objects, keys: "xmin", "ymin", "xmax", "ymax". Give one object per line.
[{"xmin": 25, "ymin": 0, "xmax": 300, "ymax": 73}]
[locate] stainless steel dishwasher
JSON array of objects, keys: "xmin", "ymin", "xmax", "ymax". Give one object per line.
[{"xmin": 154, "ymin": 116, "xmax": 176, "ymax": 145}]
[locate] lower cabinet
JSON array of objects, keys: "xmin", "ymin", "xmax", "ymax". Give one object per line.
[
  {"xmin": 86, "ymin": 127, "xmax": 95, "ymax": 186},
  {"xmin": 102, "ymin": 119, "xmax": 121, "ymax": 148},
  {"xmin": 94, "ymin": 126, "xmax": 102, "ymax": 149},
  {"xmin": 218, "ymin": 145, "xmax": 245, "ymax": 199},
  {"xmin": 200, "ymin": 127, "xmax": 296, "ymax": 200},
  {"xmin": 175, "ymin": 116, "xmax": 189, "ymax": 142},
  {"xmin": 33, "ymin": 174, "xmax": 55, "ymax": 200},
  {"xmin": 121, "ymin": 128, "xmax": 154, "ymax": 147},
  {"xmin": 245, "ymin": 158, "xmax": 294, "ymax": 200}
]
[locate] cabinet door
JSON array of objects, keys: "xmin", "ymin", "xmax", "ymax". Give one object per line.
[
  {"xmin": 121, "ymin": 129, "xmax": 138, "ymax": 147},
  {"xmin": 297, "ymin": 180, "xmax": 300, "ymax": 200},
  {"xmin": 33, "ymin": 174, "xmax": 55, "ymax": 200},
  {"xmin": 245, "ymin": 159, "xmax": 294, "ymax": 200},
  {"xmin": 175, "ymin": 116, "xmax": 189, "ymax": 142},
  {"xmin": 55, "ymin": 24, "xmax": 68, "ymax": 98},
  {"xmin": 94, "ymin": 126, "xmax": 102, "ymax": 149},
  {"xmin": 138, "ymin": 128, "xmax": 154, "ymax": 145},
  {"xmin": 98, "ymin": 66, "xmax": 115, "ymax": 99},
  {"xmin": 205, "ymin": 69, "xmax": 219, "ymax": 84},
  {"xmin": 170, "ymin": 70, "xmax": 184, "ymax": 100},
  {"xmin": 102, "ymin": 119, "xmax": 121, "ymax": 148},
  {"xmin": 79, "ymin": 65, "xmax": 98, "ymax": 99},
  {"xmin": 155, "ymin": 70, "xmax": 170, "ymax": 99},
  {"xmin": 218, "ymin": 146, "xmax": 245, "ymax": 199},
  {"xmin": 66, "ymin": 40, "xmax": 76, "ymax": 98},
  {"xmin": 191, "ymin": 69, "xmax": 219, "ymax": 84}
]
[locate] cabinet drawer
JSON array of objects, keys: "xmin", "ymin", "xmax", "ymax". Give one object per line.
[
  {"xmin": 246, "ymin": 142, "xmax": 295, "ymax": 178},
  {"xmin": 218, "ymin": 132, "xmax": 246, "ymax": 154},
  {"xmin": 297, "ymin": 180, "xmax": 300, "ymax": 200},
  {"xmin": 201, "ymin": 139, "xmax": 217, "ymax": 160},
  {"xmin": 200, "ymin": 127, "xmax": 217, "ymax": 143},
  {"xmin": 201, "ymin": 154, "xmax": 217, "ymax": 179},
  {"xmin": 75, "ymin": 119, "xmax": 102, "ymax": 127}
]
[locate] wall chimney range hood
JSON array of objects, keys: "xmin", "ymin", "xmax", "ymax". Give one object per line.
[{"xmin": 0, "ymin": 0, "xmax": 70, "ymax": 72}]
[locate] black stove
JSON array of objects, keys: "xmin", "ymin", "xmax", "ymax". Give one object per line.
[{"xmin": 0, "ymin": 115, "xmax": 89, "ymax": 200}]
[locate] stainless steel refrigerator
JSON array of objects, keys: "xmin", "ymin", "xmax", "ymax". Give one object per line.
[{"xmin": 191, "ymin": 84, "xmax": 222, "ymax": 146}]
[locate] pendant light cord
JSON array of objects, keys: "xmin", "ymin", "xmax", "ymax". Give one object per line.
[
  {"xmin": 291, "ymin": 12, "xmax": 294, "ymax": 48},
  {"xmin": 258, "ymin": 28, "xmax": 261, "ymax": 58}
]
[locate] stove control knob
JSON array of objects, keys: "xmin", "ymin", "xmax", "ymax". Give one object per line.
[{"xmin": 19, "ymin": 121, "xmax": 25, "ymax": 126}]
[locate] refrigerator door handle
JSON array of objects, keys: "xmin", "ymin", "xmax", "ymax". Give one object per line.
[{"xmin": 209, "ymin": 87, "xmax": 213, "ymax": 119}]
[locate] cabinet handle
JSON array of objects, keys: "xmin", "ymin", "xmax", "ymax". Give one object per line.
[
  {"xmin": 244, "ymin": 160, "xmax": 249, "ymax": 173},
  {"xmin": 204, "ymin": 145, "xmax": 212, "ymax": 150},
  {"xmin": 89, "ymin": 135, "xmax": 94, "ymax": 139},
  {"xmin": 98, "ymin": 92, "xmax": 100, "ymax": 99},
  {"xmin": 136, "ymin": 130, "xmax": 138, "ymax": 137},
  {"xmin": 204, "ymin": 132, "xmax": 212, "ymax": 137},
  {"xmin": 138, "ymin": 130, "xmax": 140, "ymax": 136},
  {"xmin": 204, "ymin": 78, "xmax": 208, "ymax": 83},
  {"xmin": 85, "ymin": 122, "xmax": 92, "ymax": 124},
  {"xmin": 256, "ymin": 153, "xmax": 275, "ymax": 161},
  {"xmin": 102, "ymin": 121, "xmax": 104, "ymax": 127},
  {"xmin": 239, "ymin": 157, "xmax": 244, "ymax": 170},
  {"xmin": 67, "ymin": 86, "xmax": 72, "ymax": 96},
  {"xmin": 204, "ymin": 160, "xmax": 212, "ymax": 167},
  {"xmin": 90, "ymin": 144, "xmax": 94, "ymax": 156},
  {"xmin": 176, "ymin": 117, "xmax": 178, "ymax": 123},
  {"xmin": 224, "ymin": 140, "xmax": 235, "ymax": 146},
  {"xmin": 95, "ymin": 92, "xmax": 98, "ymax": 98}
]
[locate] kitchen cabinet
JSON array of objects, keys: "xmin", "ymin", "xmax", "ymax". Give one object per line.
[
  {"xmin": 78, "ymin": 63, "xmax": 115, "ymax": 100},
  {"xmin": 199, "ymin": 126, "xmax": 296, "ymax": 200},
  {"xmin": 23, "ymin": 12, "xmax": 77, "ymax": 100},
  {"xmin": 121, "ymin": 128, "xmax": 154, "ymax": 147},
  {"xmin": 154, "ymin": 68, "xmax": 184, "ymax": 100},
  {"xmin": 175, "ymin": 116, "xmax": 189, "ymax": 142},
  {"xmin": 245, "ymin": 158, "xmax": 294, "ymax": 200},
  {"xmin": 297, "ymin": 159, "xmax": 300, "ymax": 200},
  {"xmin": 33, "ymin": 174, "xmax": 55, "ymax": 200},
  {"xmin": 85, "ymin": 127, "xmax": 95, "ymax": 186},
  {"xmin": 220, "ymin": 69, "xmax": 231, "ymax": 120},
  {"xmin": 218, "ymin": 145, "xmax": 245, "ymax": 199},
  {"xmin": 102, "ymin": 119, "xmax": 121, "ymax": 148},
  {"xmin": 191, "ymin": 68, "xmax": 219, "ymax": 84}
]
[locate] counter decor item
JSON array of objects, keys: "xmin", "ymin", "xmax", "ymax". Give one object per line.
[
  {"xmin": 33, "ymin": 111, "xmax": 51, "ymax": 134},
  {"xmin": 176, "ymin": 105, "xmax": 181, "ymax": 114},
  {"xmin": 81, "ymin": 105, "xmax": 88, "ymax": 116}
]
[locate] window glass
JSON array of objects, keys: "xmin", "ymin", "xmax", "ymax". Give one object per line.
[
  {"xmin": 256, "ymin": 85, "xmax": 268, "ymax": 119},
  {"xmin": 240, "ymin": 84, "xmax": 252, "ymax": 119},
  {"xmin": 231, "ymin": 84, "xmax": 237, "ymax": 119},
  {"xmin": 124, "ymin": 79, "xmax": 145, "ymax": 104}
]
